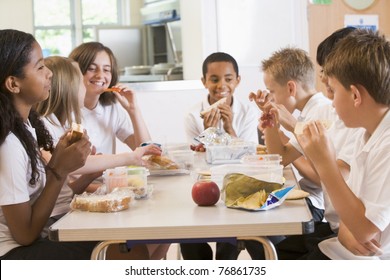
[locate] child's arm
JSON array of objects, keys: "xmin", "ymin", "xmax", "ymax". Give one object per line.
[
  {"xmin": 111, "ymin": 84, "xmax": 152, "ymax": 150},
  {"xmin": 262, "ymin": 103, "xmax": 302, "ymax": 166},
  {"xmin": 73, "ymin": 145, "xmax": 161, "ymax": 174},
  {"xmin": 218, "ymin": 103, "xmax": 237, "ymax": 137},
  {"xmin": 297, "ymin": 121, "xmax": 381, "ymax": 244},
  {"xmin": 3, "ymin": 132, "xmax": 91, "ymax": 245},
  {"xmin": 338, "ymin": 222, "xmax": 382, "ymax": 256}
]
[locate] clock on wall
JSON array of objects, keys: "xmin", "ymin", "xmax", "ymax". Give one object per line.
[{"xmin": 343, "ymin": 0, "xmax": 376, "ymax": 10}]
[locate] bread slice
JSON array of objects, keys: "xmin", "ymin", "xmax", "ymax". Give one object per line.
[
  {"xmin": 200, "ymin": 97, "xmax": 227, "ymax": 117},
  {"xmin": 70, "ymin": 122, "xmax": 83, "ymax": 143},
  {"xmin": 294, "ymin": 120, "xmax": 333, "ymax": 135},
  {"xmin": 286, "ymin": 189, "xmax": 310, "ymax": 200}
]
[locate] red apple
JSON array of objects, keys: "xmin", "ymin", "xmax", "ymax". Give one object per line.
[{"xmin": 191, "ymin": 180, "xmax": 220, "ymax": 206}]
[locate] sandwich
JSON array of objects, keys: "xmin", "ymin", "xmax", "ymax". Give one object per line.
[
  {"xmin": 70, "ymin": 122, "xmax": 84, "ymax": 143},
  {"xmin": 294, "ymin": 120, "xmax": 333, "ymax": 135},
  {"xmin": 200, "ymin": 97, "xmax": 227, "ymax": 118},
  {"xmin": 70, "ymin": 190, "xmax": 132, "ymax": 212},
  {"xmin": 143, "ymin": 155, "xmax": 179, "ymax": 170}
]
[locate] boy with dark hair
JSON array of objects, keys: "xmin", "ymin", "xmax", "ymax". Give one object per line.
[{"xmin": 185, "ymin": 52, "xmax": 258, "ymax": 144}]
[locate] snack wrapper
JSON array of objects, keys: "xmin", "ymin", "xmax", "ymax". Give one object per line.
[
  {"xmin": 222, "ymin": 173, "xmax": 295, "ymax": 211},
  {"xmin": 194, "ymin": 127, "xmax": 232, "ymax": 146}
]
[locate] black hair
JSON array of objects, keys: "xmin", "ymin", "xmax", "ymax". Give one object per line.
[
  {"xmin": 0, "ymin": 29, "xmax": 54, "ymax": 185},
  {"xmin": 316, "ymin": 27, "xmax": 356, "ymax": 66},
  {"xmin": 202, "ymin": 52, "xmax": 239, "ymax": 78}
]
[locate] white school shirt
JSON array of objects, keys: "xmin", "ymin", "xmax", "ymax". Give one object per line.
[
  {"xmin": 0, "ymin": 123, "xmax": 46, "ymax": 256},
  {"xmin": 319, "ymin": 110, "xmax": 390, "ymax": 260},
  {"xmin": 42, "ymin": 115, "xmax": 73, "ymax": 217},
  {"xmin": 184, "ymin": 96, "xmax": 259, "ymax": 143},
  {"xmin": 81, "ymin": 101, "xmax": 134, "ymax": 154},
  {"xmin": 321, "ymin": 113, "xmax": 363, "ymax": 231},
  {"xmin": 289, "ymin": 92, "xmax": 332, "ymax": 210},
  {"xmin": 293, "ymin": 96, "xmax": 361, "ymax": 218}
]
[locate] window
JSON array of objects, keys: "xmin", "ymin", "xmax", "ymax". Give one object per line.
[{"xmin": 33, "ymin": 0, "xmax": 128, "ymax": 56}]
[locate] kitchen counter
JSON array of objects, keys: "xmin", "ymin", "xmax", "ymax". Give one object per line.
[
  {"xmin": 119, "ymin": 73, "xmax": 183, "ymax": 83},
  {"xmin": 122, "ymin": 79, "xmax": 204, "ymax": 91}
]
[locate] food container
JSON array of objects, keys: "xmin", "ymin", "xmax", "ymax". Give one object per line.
[
  {"xmin": 240, "ymin": 154, "xmax": 282, "ymax": 166},
  {"xmin": 124, "ymin": 65, "xmax": 152, "ymax": 75},
  {"xmin": 151, "ymin": 63, "xmax": 176, "ymax": 75},
  {"xmin": 103, "ymin": 166, "xmax": 150, "ymax": 198},
  {"xmin": 168, "ymin": 150, "xmax": 195, "ymax": 170},
  {"xmin": 210, "ymin": 164, "xmax": 284, "ymax": 188},
  {"xmin": 206, "ymin": 142, "xmax": 257, "ymax": 164}
]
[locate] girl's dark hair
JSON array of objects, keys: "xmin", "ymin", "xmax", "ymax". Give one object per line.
[
  {"xmin": 0, "ymin": 29, "xmax": 54, "ymax": 185},
  {"xmin": 202, "ymin": 52, "xmax": 239, "ymax": 78},
  {"xmin": 69, "ymin": 42, "xmax": 119, "ymax": 106}
]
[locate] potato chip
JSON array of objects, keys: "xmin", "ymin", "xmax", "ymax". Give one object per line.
[{"xmin": 234, "ymin": 190, "xmax": 267, "ymax": 209}]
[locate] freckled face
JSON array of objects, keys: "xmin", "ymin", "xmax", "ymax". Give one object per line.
[{"xmin": 202, "ymin": 61, "xmax": 240, "ymax": 106}]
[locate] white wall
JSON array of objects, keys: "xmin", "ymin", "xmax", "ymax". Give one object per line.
[
  {"xmin": 0, "ymin": 0, "xmax": 33, "ymax": 32},
  {"xmin": 181, "ymin": 0, "xmax": 309, "ymax": 102},
  {"xmin": 115, "ymin": 80, "xmax": 206, "ymax": 152}
]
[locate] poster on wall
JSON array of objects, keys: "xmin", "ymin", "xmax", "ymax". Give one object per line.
[{"xmin": 344, "ymin": 14, "xmax": 378, "ymax": 30}]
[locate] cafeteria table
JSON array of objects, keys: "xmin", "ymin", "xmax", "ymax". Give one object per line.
[{"xmin": 49, "ymin": 165, "xmax": 314, "ymax": 260}]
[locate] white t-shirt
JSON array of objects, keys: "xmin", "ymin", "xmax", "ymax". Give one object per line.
[
  {"xmin": 82, "ymin": 101, "xmax": 134, "ymax": 154},
  {"xmin": 42, "ymin": 115, "xmax": 73, "ymax": 217},
  {"xmin": 289, "ymin": 93, "xmax": 360, "ymax": 213},
  {"xmin": 319, "ymin": 110, "xmax": 390, "ymax": 260},
  {"xmin": 184, "ymin": 96, "xmax": 259, "ymax": 143},
  {"xmin": 289, "ymin": 93, "xmax": 332, "ymax": 209},
  {"xmin": 0, "ymin": 123, "xmax": 46, "ymax": 256},
  {"xmin": 321, "ymin": 115, "xmax": 363, "ymax": 231}
]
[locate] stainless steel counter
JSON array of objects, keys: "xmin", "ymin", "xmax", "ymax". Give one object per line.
[
  {"xmin": 121, "ymin": 79, "xmax": 204, "ymax": 91},
  {"xmin": 119, "ymin": 73, "xmax": 183, "ymax": 83}
]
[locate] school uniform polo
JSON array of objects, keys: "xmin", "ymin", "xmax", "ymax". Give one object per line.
[
  {"xmin": 82, "ymin": 101, "xmax": 134, "ymax": 154},
  {"xmin": 0, "ymin": 123, "xmax": 46, "ymax": 257},
  {"xmin": 322, "ymin": 118, "xmax": 363, "ymax": 231},
  {"xmin": 289, "ymin": 92, "xmax": 333, "ymax": 210},
  {"xmin": 42, "ymin": 115, "xmax": 73, "ymax": 217},
  {"xmin": 184, "ymin": 96, "xmax": 259, "ymax": 143},
  {"xmin": 319, "ymin": 110, "xmax": 390, "ymax": 260}
]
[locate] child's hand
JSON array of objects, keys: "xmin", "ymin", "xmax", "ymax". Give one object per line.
[
  {"xmin": 249, "ymin": 89, "xmax": 271, "ymax": 111},
  {"xmin": 338, "ymin": 223, "xmax": 383, "ymax": 257},
  {"xmin": 259, "ymin": 103, "xmax": 279, "ymax": 129},
  {"xmin": 110, "ymin": 84, "xmax": 138, "ymax": 111},
  {"xmin": 296, "ymin": 120, "xmax": 336, "ymax": 165},
  {"xmin": 48, "ymin": 130, "xmax": 92, "ymax": 179},
  {"xmin": 218, "ymin": 103, "xmax": 234, "ymax": 134},
  {"xmin": 132, "ymin": 145, "xmax": 162, "ymax": 166},
  {"xmin": 202, "ymin": 108, "xmax": 221, "ymax": 129}
]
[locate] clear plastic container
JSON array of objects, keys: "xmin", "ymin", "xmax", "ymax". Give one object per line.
[
  {"xmin": 103, "ymin": 166, "xmax": 149, "ymax": 196},
  {"xmin": 168, "ymin": 150, "xmax": 195, "ymax": 170},
  {"xmin": 240, "ymin": 154, "xmax": 282, "ymax": 166},
  {"xmin": 206, "ymin": 142, "xmax": 257, "ymax": 164},
  {"xmin": 210, "ymin": 164, "xmax": 284, "ymax": 187}
]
